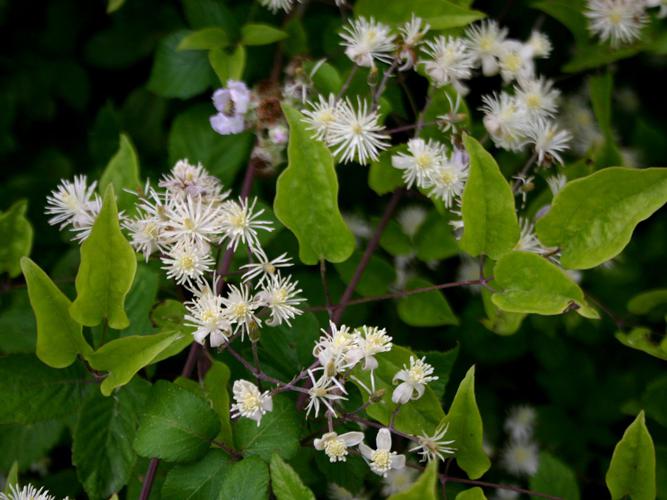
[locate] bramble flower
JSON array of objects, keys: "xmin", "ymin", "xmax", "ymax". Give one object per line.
[
  {"xmin": 585, "ymin": 0, "xmax": 647, "ymax": 47},
  {"xmin": 0, "ymin": 484, "xmax": 56, "ymax": 500},
  {"xmin": 327, "ymin": 98, "xmax": 389, "ymax": 164},
  {"xmin": 219, "ymin": 197, "xmax": 273, "ymax": 255},
  {"xmin": 340, "ymin": 17, "xmax": 396, "ymax": 68},
  {"xmin": 501, "ymin": 439, "xmax": 540, "ymax": 476},
  {"xmin": 392, "ymin": 356, "xmax": 438, "ymax": 404},
  {"xmin": 465, "ymin": 20, "xmax": 508, "ymax": 76},
  {"xmin": 240, "ymin": 252, "xmax": 293, "ymax": 284},
  {"xmin": 359, "ymin": 428, "xmax": 406, "ymax": 477},
  {"xmin": 314, "ymin": 431, "xmax": 364, "ymax": 462},
  {"xmin": 515, "ymin": 77, "xmax": 560, "ymax": 119},
  {"xmin": 410, "ymin": 422, "xmax": 456, "ymax": 462},
  {"xmin": 427, "ymin": 149, "xmax": 469, "ymax": 208},
  {"xmin": 210, "ymin": 81, "xmax": 251, "ymax": 135},
  {"xmin": 162, "ymin": 195, "xmax": 224, "ymax": 246},
  {"xmin": 504, "ymin": 405, "xmax": 537, "ymax": 441},
  {"xmin": 523, "ymin": 118, "xmax": 571, "ymax": 165},
  {"xmin": 302, "ymin": 94, "xmax": 339, "ymax": 141},
  {"xmin": 381, "ymin": 467, "xmax": 418, "ymax": 496},
  {"xmin": 231, "ymin": 379, "xmax": 273, "ymax": 426},
  {"xmin": 481, "ymin": 92, "xmax": 527, "ymax": 151},
  {"xmin": 258, "ymin": 0, "xmax": 294, "ymax": 14},
  {"xmin": 222, "ymin": 283, "xmax": 261, "ymax": 339},
  {"xmin": 497, "ymin": 40, "xmax": 534, "ymax": 83},
  {"xmin": 306, "ymin": 370, "xmax": 348, "ymax": 418},
  {"xmin": 391, "ymin": 138, "xmax": 446, "ymax": 189},
  {"xmin": 45, "ymin": 175, "xmax": 102, "ymax": 242},
  {"xmin": 161, "ymin": 239, "xmax": 214, "ymax": 288},
  {"xmin": 350, "ymin": 325, "xmax": 393, "ymax": 371},
  {"xmin": 420, "ymin": 36, "xmax": 475, "ymax": 88},
  {"xmin": 256, "ymin": 272, "xmax": 304, "ymax": 326},
  {"xmin": 185, "ymin": 281, "xmax": 231, "ymax": 347}
]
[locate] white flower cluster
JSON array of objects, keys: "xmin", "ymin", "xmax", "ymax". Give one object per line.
[{"xmin": 585, "ymin": 0, "xmax": 663, "ymax": 47}]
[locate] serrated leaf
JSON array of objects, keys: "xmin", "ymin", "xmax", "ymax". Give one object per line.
[
  {"xmin": 178, "ymin": 27, "xmax": 229, "ymax": 51},
  {"xmin": 530, "ymin": 452, "xmax": 580, "ymax": 500},
  {"xmin": 536, "ymin": 168, "xmax": 667, "ymax": 269},
  {"xmin": 606, "ymin": 411, "xmax": 656, "ymax": 500},
  {"xmin": 274, "ymin": 104, "xmax": 355, "ymax": 264},
  {"xmin": 70, "ymin": 185, "xmax": 137, "ymax": 330},
  {"xmin": 219, "ymin": 456, "xmax": 270, "ymax": 500},
  {"xmin": 241, "ymin": 23, "xmax": 287, "ymax": 46},
  {"xmin": 0, "ymin": 200, "xmax": 33, "ymax": 278},
  {"xmin": 445, "ymin": 366, "xmax": 490, "ymax": 480},
  {"xmin": 161, "ymin": 449, "xmax": 232, "ymax": 500},
  {"xmin": 270, "ymin": 454, "xmax": 315, "ymax": 500},
  {"xmin": 134, "ymin": 381, "xmax": 220, "ymax": 463},
  {"xmin": 99, "ymin": 134, "xmax": 142, "ymax": 213},
  {"xmin": 209, "ymin": 45, "xmax": 246, "ymax": 83},
  {"xmin": 21, "ymin": 257, "xmax": 91, "ymax": 368},
  {"xmin": 455, "ymin": 487, "xmax": 487, "ymax": 500},
  {"xmin": 354, "ymin": 0, "xmax": 484, "ymax": 30},
  {"xmin": 398, "ymin": 277, "xmax": 459, "ymax": 327},
  {"xmin": 73, "ymin": 380, "xmax": 149, "ymax": 499},
  {"xmin": 460, "ymin": 135, "xmax": 519, "ymax": 260},
  {"xmin": 388, "ymin": 461, "xmax": 437, "ymax": 500}
]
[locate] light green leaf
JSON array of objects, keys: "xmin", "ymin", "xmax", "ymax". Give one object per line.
[
  {"xmin": 455, "ymin": 487, "xmax": 487, "ymax": 500},
  {"xmin": 628, "ymin": 289, "xmax": 667, "ymax": 315},
  {"xmin": 161, "ymin": 449, "xmax": 232, "ymax": 500},
  {"xmin": 615, "ymin": 327, "xmax": 667, "ymax": 361},
  {"xmin": 274, "ymin": 103, "xmax": 355, "ymax": 264},
  {"xmin": 72, "ymin": 380, "xmax": 149, "ymax": 499},
  {"xmin": 445, "ymin": 366, "xmax": 491, "ymax": 480},
  {"xmin": 0, "ymin": 200, "xmax": 33, "ymax": 278},
  {"xmin": 241, "ymin": 23, "xmax": 288, "ymax": 46},
  {"xmin": 99, "ymin": 134, "xmax": 142, "ymax": 213},
  {"xmin": 369, "ymin": 146, "xmax": 404, "ymax": 195},
  {"xmin": 3, "ymin": 462, "xmax": 18, "ymax": 493},
  {"xmin": 219, "ymin": 456, "xmax": 270, "ymax": 500},
  {"xmin": 536, "ymin": 168, "xmax": 667, "ymax": 269},
  {"xmin": 354, "ymin": 0, "xmax": 484, "ymax": 30},
  {"xmin": 21, "ymin": 257, "xmax": 90, "ymax": 368},
  {"xmin": 531, "ymin": 0, "xmax": 588, "ymax": 44},
  {"xmin": 303, "ymin": 60, "xmax": 341, "ymax": 95},
  {"xmin": 69, "ymin": 185, "xmax": 137, "ymax": 330},
  {"xmin": 460, "ymin": 135, "xmax": 519, "ymax": 260},
  {"xmin": 492, "ymin": 251, "xmax": 598, "ymax": 318},
  {"xmin": 606, "ymin": 411, "xmax": 656, "ymax": 500},
  {"xmin": 414, "ymin": 211, "xmax": 459, "ymax": 262},
  {"xmin": 134, "ymin": 381, "xmax": 221, "ymax": 463},
  {"xmin": 529, "ymin": 452, "xmax": 580, "ymax": 500},
  {"xmin": 398, "ymin": 277, "xmax": 459, "ymax": 327},
  {"xmin": 270, "ymin": 454, "xmax": 315, "ymax": 500},
  {"xmin": 209, "ymin": 45, "xmax": 246, "ymax": 83},
  {"xmin": 178, "ymin": 27, "xmax": 229, "ymax": 51},
  {"xmin": 204, "ymin": 361, "xmax": 233, "ymax": 447},
  {"xmin": 86, "ymin": 331, "xmax": 186, "ymax": 396},
  {"xmin": 233, "ymin": 395, "xmax": 300, "ymax": 462},
  {"xmin": 388, "ymin": 461, "xmax": 437, "ymax": 500},
  {"xmin": 148, "ymin": 31, "xmax": 214, "ymax": 99}
]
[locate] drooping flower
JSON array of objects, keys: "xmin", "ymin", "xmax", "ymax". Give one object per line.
[
  {"xmin": 392, "ymin": 356, "xmax": 438, "ymax": 404},
  {"xmin": 340, "ymin": 17, "xmax": 396, "ymax": 68},
  {"xmin": 409, "ymin": 422, "xmax": 456, "ymax": 462},
  {"xmin": 585, "ymin": 0, "xmax": 647, "ymax": 47},
  {"xmin": 420, "ymin": 36, "xmax": 475, "ymax": 88},
  {"xmin": 185, "ymin": 280, "xmax": 231, "ymax": 347},
  {"xmin": 391, "ymin": 138, "xmax": 446, "ymax": 189},
  {"xmin": 465, "ymin": 20, "xmax": 508, "ymax": 76},
  {"xmin": 256, "ymin": 272, "xmax": 305, "ymax": 326},
  {"xmin": 314, "ymin": 431, "xmax": 365, "ymax": 462},
  {"xmin": 230, "ymin": 379, "xmax": 273, "ymax": 426},
  {"xmin": 397, "ymin": 15, "xmax": 430, "ymax": 70},
  {"xmin": 210, "ymin": 81, "xmax": 251, "ymax": 135},
  {"xmin": 359, "ymin": 428, "xmax": 406, "ymax": 477}
]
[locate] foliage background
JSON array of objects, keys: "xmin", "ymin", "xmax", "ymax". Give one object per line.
[{"xmin": 1, "ymin": 0, "xmax": 666, "ymax": 498}]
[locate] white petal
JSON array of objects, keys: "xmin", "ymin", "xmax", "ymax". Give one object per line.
[
  {"xmin": 340, "ymin": 431, "xmax": 365, "ymax": 446},
  {"xmin": 392, "ymin": 382, "xmax": 413, "ymax": 404},
  {"xmin": 376, "ymin": 428, "xmax": 392, "ymax": 450},
  {"xmin": 314, "ymin": 438, "xmax": 324, "ymax": 450},
  {"xmin": 413, "ymin": 382, "xmax": 426, "ymax": 400},
  {"xmin": 359, "ymin": 443, "xmax": 373, "ymax": 459},
  {"xmin": 392, "ymin": 369, "xmax": 408, "ymax": 384},
  {"xmin": 391, "ymin": 453, "xmax": 406, "ymax": 470}
]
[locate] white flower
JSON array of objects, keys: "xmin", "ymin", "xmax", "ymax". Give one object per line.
[
  {"xmin": 359, "ymin": 428, "xmax": 406, "ymax": 477},
  {"xmin": 381, "ymin": 467, "xmax": 418, "ymax": 496},
  {"xmin": 256, "ymin": 272, "xmax": 305, "ymax": 326},
  {"xmin": 340, "ymin": 17, "xmax": 396, "ymax": 68},
  {"xmin": 497, "ymin": 40, "xmax": 534, "ymax": 83},
  {"xmin": 314, "ymin": 431, "xmax": 365, "ymax": 462},
  {"xmin": 349, "ymin": 325, "xmax": 393, "ymax": 371},
  {"xmin": 515, "ymin": 218, "xmax": 545, "ymax": 254},
  {"xmin": 161, "ymin": 239, "xmax": 214, "ymax": 288},
  {"xmin": 560, "ymin": 96, "xmax": 603, "ymax": 155},
  {"xmin": 515, "ymin": 77, "xmax": 560, "ymax": 119},
  {"xmin": 427, "ymin": 149, "xmax": 469, "ymax": 208},
  {"xmin": 302, "ymin": 94, "xmax": 340, "ymax": 142},
  {"xmin": 306, "ymin": 370, "xmax": 347, "ymax": 418},
  {"xmin": 547, "ymin": 174, "xmax": 567, "ymax": 196},
  {"xmin": 0, "ymin": 484, "xmax": 56, "ymax": 500},
  {"xmin": 313, "ymin": 323, "xmax": 358, "ymax": 376},
  {"xmin": 481, "ymin": 92, "xmax": 528, "ymax": 151},
  {"xmin": 465, "ymin": 20, "xmax": 508, "ymax": 76},
  {"xmin": 504, "ymin": 405, "xmax": 537, "ymax": 441},
  {"xmin": 437, "ymin": 92, "xmax": 466, "ymax": 134},
  {"xmin": 409, "ymin": 422, "xmax": 456, "ymax": 462},
  {"xmin": 523, "ymin": 118, "xmax": 571, "ymax": 165},
  {"xmin": 159, "ymin": 159, "xmax": 227, "ymax": 201},
  {"xmin": 185, "ymin": 281, "xmax": 231, "ymax": 347},
  {"xmin": 45, "ymin": 175, "xmax": 102, "ymax": 242},
  {"xmin": 396, "ymin": 205, "xmax": 427, "ymax": 239},
  {"xmin": 585, "ymin": 0, "xmax": 647, "ymax": 47},
  {"xmin": 231, "ymin": 379, "xmax": 273, "ymax": 426},
  {"xmin": 646, "ymin": 0, "xmax": 667, "ymax": 18},
  {"xmin": 327, "ymin": 98, "xmax": 389, "ymax": 164},
  {"xmin": 222, "ymin": 283, "xmax": 261, "ymax": 339},
  {"xmin": 124, "ymin": 215, "xmax": 162, "ymax": 261},
  {"xmin": 397, "ymin": 15, "xmax": 430, "ymax": 70},
  {"xmin": 162, "ymin": 195, "xmax": 224, "ymax": 246},
  {"xmin": 210, "ymin": 80, "xmax": 251, "ymax": 135},
  {"xmin": 240, "ymin": 252, "xmax": 293, "ymax": 285},
  {"xmin": 259, "ymin": 0, "xmax": 294, "ymax": 13},
  {"xmin": 391, "ymin": 138, "xmax": 446, "ymax": 189},
  {"xmin": 219, "ymin": 197, "xmax": 273, "ymax": 255},
  {"xmin": 500, "ymin": 439, "xmax": 540, "ymax": 477},
  {"xmin": 523, "ymin": 31, "xmax": 552, "ymax": 59},
  {"xmin": 392, "ymin": 356, "xmax": 438, "ymax": 404},
  {"xmin": 420, "ymin": 36, "xmax": 475, "ymax": 88}
]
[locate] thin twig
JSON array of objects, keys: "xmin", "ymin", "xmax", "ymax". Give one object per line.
[
  {"xmin": 337, "ymin": 65, "xmax": 359, "ymax": 99},
  {"xmin": 320, "ymin": 259, "xmax": 334, "ymax": 320},
  {"xmin": 511, "ymin": 151, "xmax": 538, "ymax": 194},
  {"xmin": 371, "ymin": 59, "xmax": 399, "ymax": 111}
]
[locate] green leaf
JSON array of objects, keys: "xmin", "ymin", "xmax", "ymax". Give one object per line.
[
  {"xmin": 161, "ymin": 449, "xmax": 232, "ymax": 500},
  {"xmin": 3, "ymin": 461, "xmax": 18, "ymax": 493},
  {"xmin": 86, "ymin": 331, "xmax": 187, "ymax": 396},
  {"xmin": 379, "ymin": 219, "xmax": 413, "ymax": 256},
  {"xmin": 445, "ymin": 366, "xmax": 491, "ymax": 480},
  {"xmin": 0, "ymin": 421, "xmax": 64, "ymax": 472},
  {"xmin": 606, "ymin": 411, "xmax": 656, "ymax": 500},
  {"xmin": 531, "ymin": 0, "xmax": 588, "ymax": 44},
  {"xmin": 219, "ymin": 456, "xmax": 270, "ymax": 500},
  {"xmin": 354, "ymin": 0, "xmax": 484, "ymax": 30},
  {"xmin": 72, "ymin": 380, "xmax": 149, "ymax": 499},
  {"xmin": 121, "ymin": 263, "xmax": 160, "ymax": 337},
  {"xmin": 0, "ymin": 289, "xmax": 36, "ymax": 354},
  {"xmin": 169, "ymin": 104, "xmax": 254, "ymax": 186},
  {"xmin": 209, "ymin": 45, "xmax": 246, "ymax": 83},
  {"xmin": 643, "ymin": 376, "xmax": 667, "ymax": 428},
  {"xmin": 529, "ymin": 452, "xmax": 580, "ymax": 500},
  {"xmin": 388, "ymin": 461, "xmax": 437, "ymax": 500},
  {"xmin": 69, "ymin": 185, "xmax": 137, "ymax": 329},
  {"xmin": 369, "ymin": 146, "xmax": 404, "ymax": 196},
  {"xmin": 99, "ymin": 134, "xmax": 142, "ymax": 213},
  {"xmin": 134, "ymin": 380, "xmax": 221, "ymax": 463},
  {"xmin": 106, "ymin": 0, "xmax": 125, "ymax": 13},
  {"xmin": 270, "ymin": 454, "xmax": 315, "ymax": 500},
  {"xmin": 148, "ymin": 31, "xmax": 214, "ymax": 99},
  {"xmin": 615, "ymin": 327, "xmax": 667, "ymax": 361},
  {"xmin": 460, "ymin": 135, "xmax": 519, "ymax": 260},
  {"xmin": 398, "ymin": 277, "xmax": 459, "ymax": 327},
  {"xmin": 628, "ymin": 289, "xmax": 667, "ymax": 315},
  {"xmin": 492, "ymin": 251, "xmax": 598, "ymax": 318},
  {"xmin": 588, "ymin": 72, "xmax": 622, "ymax": 167},
  {"xmin": 233, "ymin": 395, "xmax": 300, "ymax": 462},
  {"xmin": 241, "ymin": 24, "xmax": 288, "ymax": 46},
  {"xmin": 536, "ymin": 168, "xmax": 667, "ymax": 269},
  {"xmin": 21, "ymin": 257, "xmax": 91, "ymax": 368},
  {"xmin": 303, "ymin": 60, "xmax": 341, "ymax": 95},
  {"xmin": 351, "ymin": 346, "xmax": 445, "ymax": 436},
  {"xmin": 455, "ymin": 488, "xmax": 487, "ymax": 500},
  {"xmin": 203, "ymin": 361, "xmax": 233, "ymax": 447},
  {"xmin": 274, "ymin": 103, "xmax": 355, "ymax": 264},
  {"xmin": 417, "ymin": 345, "xmax": 459, "ymax": 401},
  {"xmin": 0, "ymin": 200, "xmax": 33, "ymax": 277},
  {"xmin": 334, "ymin": 251, "xmax": 395, "ymax": 297},
  {"xmin": 414, "ymin": 211, "xmax": 459, "ymax": 262},
  {"xmin": 481, "ymin": 286, "xmax": 525, "ymax": 336},
  {"xmin": 178, "ymin": 27, "xmax": 229, "ymax": 51},
  {"xmin": 0, "ymin": 354, "xmax": 89, "ymax": 425},
  {"xmin": 563, "ymin": 42, "xmax": 642, "ymax": 74}
]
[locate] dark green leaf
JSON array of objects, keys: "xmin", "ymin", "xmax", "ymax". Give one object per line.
[
  {"xmin": 161, "ymin": 449, "xmax": 232, "ymax": 500},
  {"xmin": 0, "ymin": 200, "xmax": 33, "ymax": 278},
  {"xmin": 398, "ymin": 277, "xmax": 459, "ymax": 327},
  {"xmin": 219, "ymin": 456, "xmax": 270, "ymax": 500},
  {"xmin": 270, "ymin": 454, "xmax": 315, "ymax": 500},
  {"xmin": 530, "ymin": 452, "xmax": 580, "ymax": 500},
  {"xmin": 334, "ymin": 251, "xmax": 396, "ymax": 297}
]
